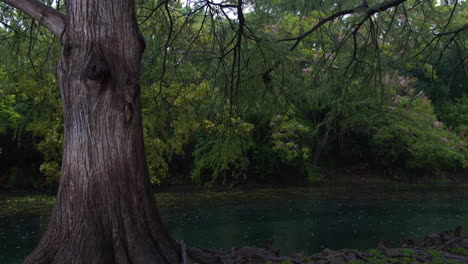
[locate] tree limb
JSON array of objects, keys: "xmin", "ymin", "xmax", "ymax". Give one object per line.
[
  {"xmin": 436, "ymin": 24, "xmax": 468, "ymax": 36},
  {"xmin": 2, "ymin": 0, "xmax": 66, "ymax": 37},
  {"xmin": 279, "ymin": 0, "xmax": 407, "ymax": 51}
]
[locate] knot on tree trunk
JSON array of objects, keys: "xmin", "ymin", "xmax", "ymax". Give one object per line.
[{"xmin": 83, "ymin": 55, "xmax": 110, "ymax": 81}]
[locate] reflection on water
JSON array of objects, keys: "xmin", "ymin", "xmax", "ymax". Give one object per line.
[{"xmin": 1, "ymin": 184, "xmax": 467, "ymax": 264}]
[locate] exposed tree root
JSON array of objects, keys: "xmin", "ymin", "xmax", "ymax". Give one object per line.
[
  {"xmin": 187, "ymin": 226, "xmax": 468, "ymax": 264},
  {"xmin": 178, "ymin": 240, "xmax": 189, "ymax": 264}
]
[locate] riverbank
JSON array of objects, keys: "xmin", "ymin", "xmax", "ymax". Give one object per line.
[
  {"xmin": 188, "ymin": 226, "xmax": 468, "ymax": 263},
  {"xmin": 188, "ymin": 230, "xmax": 468, "ymax": 264},
  {"xmin": 321, "ymin": 168, "xmax": 468, "ymax": 185},
  {"xmin": 1, "ymin": 167, "xmax": 466, "ymax": 192}
]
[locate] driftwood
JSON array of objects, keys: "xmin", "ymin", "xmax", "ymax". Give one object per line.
[{"xmin": 186, "ymin": 226, "xmax": 468, "ymax": 264}]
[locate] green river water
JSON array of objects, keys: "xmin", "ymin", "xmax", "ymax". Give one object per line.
[{"xmin": 0, "ymin": 184, "xmax": 467, "ymax": 263}]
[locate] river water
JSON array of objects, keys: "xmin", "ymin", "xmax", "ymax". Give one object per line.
[{"xmin": 1, "ymin": 184, "xmax": 467, "ymax": 263}]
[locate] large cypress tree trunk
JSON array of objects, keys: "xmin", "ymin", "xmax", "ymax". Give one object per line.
[{"xmin": 20, "ymin": 0, "xmax": 181, "ymax": 263}]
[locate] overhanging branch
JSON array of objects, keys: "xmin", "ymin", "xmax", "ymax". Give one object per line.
[
  {"xmin": 279, "ymin": 0, "xmax": 407, "ymax": 51},
  {"xmin": 2, "ymin": 0, "xmax": 66, "ymax": 37},
  {"xmin": 436, "ymin": 24, "xmax": 468, "ymax": 36}
]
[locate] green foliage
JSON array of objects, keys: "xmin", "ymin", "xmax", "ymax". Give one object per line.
[
  {"xmin": 0, "ymin": 66, "xmax": 22, "ymax": 153},
  {"xmin": 447, "ymin": 247, "xmax": 468, "ymax": 256},
  {"xmin": 191, "ymin": 116, "xmax": 254, "ymax": 185},
  {"xmin": 144, "ymin": 135, "xmax": 170, "ymax": 185},
  {"xmin": 270, "ymin": 110, "xmax": 311, "ymax": 162},
  {"xmin": 0, "ymin": 24, "xmax": 62, "ymax": 186},
  {"xmin": 371, "ymin": 90, "xmax": 466, "ymax": 173},
  {"xmin": 142, "ymin": 79, "xmax": 256, "ymax": 185},
  {"xmin": 304, "ymin": 164, "xmax": 324, "ymax": 184},
  {"xmin": 1, "ymin": 0, "xmax": 466, "ymax": 187},
  {"xmin": 437, "ymin": 96, "xmax": 468, "ymax": 131},
  {"xmin": 36, "ymin": 122, "xmax": 63, "ymax": 184}
]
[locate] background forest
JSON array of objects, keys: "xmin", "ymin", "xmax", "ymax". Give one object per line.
[{"xmin": 0, "ymin": 0, "xmax": 466, "ymax": 188}]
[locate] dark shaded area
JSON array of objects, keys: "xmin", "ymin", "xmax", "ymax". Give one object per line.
[{"xmin": 0, "ymin": 132, "xmax": 43, "ymax": 188}]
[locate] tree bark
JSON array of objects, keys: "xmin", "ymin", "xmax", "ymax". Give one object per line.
[{"xmin": 3, "ymin": 0, "xmax": 182, "ymax": 263}]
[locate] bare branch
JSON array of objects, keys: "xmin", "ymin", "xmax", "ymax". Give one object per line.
[{"xmin": 2, "ymin": 0, "xmax": 66, "ymax": 37}]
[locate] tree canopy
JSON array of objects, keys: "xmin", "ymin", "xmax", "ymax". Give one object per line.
[
  {"xmin": 0, "ymin": 0, "xmax": 466, "ymax": 187},
  {"xmin": 0, "ymin": 0, "xmax": 466, "ymax": 263}
]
